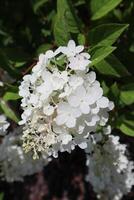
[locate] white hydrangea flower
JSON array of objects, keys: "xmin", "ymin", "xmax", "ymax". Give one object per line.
[
  {"xmin": 58, "ymin": 40, "xmax": 84, "ymax": 57},
  {"xmin": 86, "ymin": 129, "xmax": 134, "ymax": 200},
  {"xmin": 0, "ymin": 114, "xmax": 10, "ymax": 136},
  {"xmin": 19, "ymin": 40, "xmax": 113, "ymax": 159},
  {"xmin": 0, "ymin": 127, "xmax": 46, "ymax": 182},
  {"xmin": 67, "ymin": 85, "xmax": 92, "ymax": 114},
  {"xmin": 56, "ymin": 102, "xmax": 81, "ymax": 128},
  {"xmin": 68, "ymin": 52, "xmax": 91, "ymax": 71}
]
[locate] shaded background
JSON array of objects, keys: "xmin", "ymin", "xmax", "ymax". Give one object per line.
[{"xmin": 0, "ymin": 0, "xmax": 134, "ymax": 199}]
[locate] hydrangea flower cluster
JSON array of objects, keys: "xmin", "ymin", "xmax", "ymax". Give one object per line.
[
  {"xmin": 0, "ymin": 114, "xmax": 10, "ymax": 136},
  {"xmin": 19, "ymin": 40, "xmax": 114, "ymax": 159},
  {"xmin": 0, "ymin": 127, "xmax": 46, "ymax": 182},
  {"xmin": 86, "ymin": 127, "xmax": 134, "ymax": 200}
]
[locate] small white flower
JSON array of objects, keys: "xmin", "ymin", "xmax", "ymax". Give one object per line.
[
  {"xmin": 56, "ymin": 102, "xmax": 81, "ymax": 128},
  {"xmin": 52, "ymin": 70, "xmax": 68, "ymax": 90},
  {"xmin": 32, "ymin": 54, "xmax": 47, "ymax": 74},
  {"xmin": 68, "ymin": 53, "xmax": 91, "ymax": 71},
  {"xmin": 45, "ymin": 50, "xmax": 55, "ymax": 59},
  {"xmin": 43, "ymin": 104, "xmax": 54, "ymax": 116},
  {"xmin": 0, "ymin": 115, "xmax": 10, "ymax": 136},
  {"xmin": 86, "ymin": 71, "xmax": 96, "ymax": 84},
  {"xmin": 37, "ymin": 73, "xmax": 53, "ymax": 100},
  {"xmin": 87, "ymin": 84, "xmax": 103, "ymax": 105},
  {"xmin": 85, "ymin": 114, "xmax": 100, "ymax": 126},
  {"xmin": 28, "ymin": 94, "xmax": 39, "ymax": 106},
  {"xmin": 69, "ymin": 75, "xmax": 83, "ymax": 89},
  {"xmin": 108, "ymin": 101, "xmax": 115, "ymax": 110},
  {"xmin": 103, "ymin": 125, "xmax": 111, "ymax": 135},
  {"xmin": 58, "ymin": 133, "xmax": 72, "ymax": 145},
  {"xmin": 59, "ymin": 40, "xmax": 84, "ymax": 57},
  {"xmin": 19, "ymin": 108, "xmax": 32, "ymax": 125},
  {"xmin": 97, "ymin": 96, "xmax": 109, "ymax": 108},
  {"xmin": 67, "ymin": 86, "xmax": 91, "ymax": 114}
]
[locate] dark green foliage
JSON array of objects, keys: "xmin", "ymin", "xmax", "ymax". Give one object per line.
[{"xmin": 0, "ymin": 0, "xmax": 134, "ymax": 136}]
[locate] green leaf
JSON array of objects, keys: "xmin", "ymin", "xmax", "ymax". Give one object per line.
[
  {"xmin": 120, "ymin": 83, "xmax": 134, "ymax": 105},
  {"xmin": 89, "ymin": 24, "xmax": 129, "ymax": 47},
  {"xmin": 117, "ymin": 114, "xmax": 134, "ymax": 136},
  {"xmin": 119, "ymin": 122, "xmax": 134, "ymax": 136},
  {"xmin": 109, "ymin": 82, "xmax": 120, "ymax": 105},
  {"xmin": 36, "ymin": 44, "xmax": 52, "ymax": 55},
  {"xmin": 3, "ymin": 92, "xmax": 21, "ymax": 101},
  {"xmin": 77, "ymin": 33, "xmax": 86, "ymax": 45},
  {"xmin": 0, "ymin": 99, "xmax": 19, "ymax": 123},
  {"xmin": 54, "ymin": 0, "xmax": 79, "ymax": 45},
  {"xmin": 129, "ymin": 43, "xmax": 134, "ymax": 53},
  {"xmin": 94, "ymin": 54, "xmax": 130, "ymax": 77},
  {"xmin": 101, "ymin": 81, "xmax": 109, "ymax": 95},
  {"xmin": 111, "ymin": 82, "xmax": 120, "ymax": 98},
  {"xmin": 0, "ymin": 50, "xmax": 20, "ymax": 77},
  {"xmin": 4, "ymin": 48, "xmax": 29, "ymax": 63},
  {"xmin": 31, "ymin": 0, "xmax": 49, "ymax": 13},
  {"xmin": 0, "ymin": 193, "xmax": 4, "ymax": 200},
  {"xmin": 74, "ymin": 0, "xmax": 85, "ymax": 6},
  {"xmin": 0, "ymin": 50, "xmax": 14, "ymax": 76},
  {"xmin": 90, "ymin": 46, "xmax": 116, "ymax": 66},
  {"xmin": 91, "ymin": 0, "xmax": 122, "ymax": 20}
]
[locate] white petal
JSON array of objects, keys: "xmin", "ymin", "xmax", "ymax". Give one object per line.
[
  {"xmin": 88, "ymin": 71, "xmax": 96, "ymax": 84},
  {"xmin": 66, "ymin": 116, "xmax": 76, "ymax": 128},
  {"xmin": 91, "ymin": 105, "xmax": 99, "ymax": 114},
  {"xmin": 59, "ymin": 134, "xmax": 72, "ymax": 145},
  {"xmin": 72, "ymin": 108, "xmax": 81, "ymax": 118},
  {"xmin": 57, "ymin": 102, "xmax": 69, "ymax": 114},
  {"xmin": 75, "ymin": 85, "xmax": 86, "ymax": 97},
  {"xmin": 0, "ymin": 115, "xmax": 6, "ymax": 122},
  {"xmin": 76, "ymin": 45, "xmax": 84, "ymax": 53},
  {"xmin": 29, "ymin": 94, "xmax": 38, "ymax": 105},
  {"xmin": 81, "ymin": 52, "xmax": 90, "ymax": 59},
  {"xmin": 78, "ymin": 142, "xmax": 87, "ymax": 149},
  {"xmin": 60, "ymin": 47, "xmax": 70, "ymax": 55},
  {"xmin": 0, "ymin": 81, "xmax": 4, "ymax": 87},
  {"xmin": 69, "ymin": 75, "xmax": 83, "ymax": 87},
  {"xmin": 108, "ymin": 101, "xmax": 114, "ymax": 110},
  {"xmin": 80, "ymin": 102, "xmax": 90, "ymax": 114},
  {"xmin": 54, "ymin": 47, "xmax": 62, "ymax": 55},
  {"xmin": 43, "ymin": 105, "xmax": 54, "ymax": 116},
  {"xmin": 45, "ymin": 50, "xmax": 54, "ymax": 58},
  {"xmin": 68, "ymin": 40, "xmax": 75, "ymax": 49},
  {"xmin": 99, "ymin": 112, "xmax": 109, "ymax": 126},
  {"xmin": 67, "ymin": 95, "xmax": 80, "ymax": 107},
  {"xmin": 55, "ymin": 114, "xmax": 67, "ymax": 125},
  {"xmin": 80, "ymin": 59, "xmax": 90, "ymax": 69},
  {"xmin": 86, "ymin": 115, "xmax": 100, "ymax": 126},
  {"xmin": 97, "ymin": 97, "xmax": 109, "ymax": 108}
]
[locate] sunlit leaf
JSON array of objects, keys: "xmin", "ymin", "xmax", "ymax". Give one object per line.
[
  {"xmin": 0, "ymin": 99, "xmax": 19, "ymax": 123},
  {"xmin": 95, "ymin": 54, "xmax": 130, "ymax": 77},
  {"xmin": 54, "ymin": 0, "xmax": 80, "ymax": 45},
  {"xmin": 91, "ymin": 0, "xmax": 122, "ymax": 20},
  {"xmin": 90, "ymin": 46, "xmax": 116, "ymax": 66},
  {"xmin": 3, "ymin": 92, "xmax": 21, "ymax": 101},
  {"xmin": 89, "ymin": 24, "xmax": 129, "ymax": 47}
]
